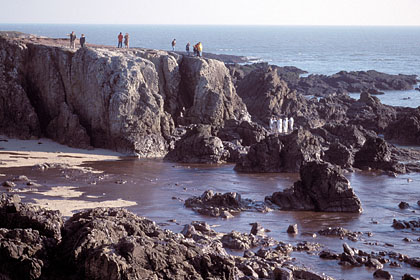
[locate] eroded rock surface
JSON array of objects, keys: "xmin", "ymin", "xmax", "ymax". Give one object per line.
[{"xmin": 266, "ymin": 161, "xmax": 363, "ymax": 212}]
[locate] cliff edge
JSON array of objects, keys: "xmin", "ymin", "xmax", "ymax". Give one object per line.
[{"xmin": 0, "ymin": 32, "xmax": 248, "ymax": 156}]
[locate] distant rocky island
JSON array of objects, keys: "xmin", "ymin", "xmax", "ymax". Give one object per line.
[{"xmin": 1, "ymin": 31, "xmax": 420, "ymax": 280}]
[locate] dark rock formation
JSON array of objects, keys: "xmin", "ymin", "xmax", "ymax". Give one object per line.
[
  {"xmin": 184, "ymin": 190, "xmax": 268, "ymax": 217},
  {"xmin": 165, "ymin": 124, "xmax": 228, "ymax": 163},
  {"xmin": 293, "ymin": 70, "xmax": 417, "ymax": 97},
  {"xmin": 0, "ymin": 33, "xmax": 249, "ymax": 157},
  {"xmin": 392, "ymin": 219, "xmax": 420, "ymax": 229},
  {"xmin": 323, "ymin": 142, "xmax": 354, "ymax": 168},
  {"xmin": 217, "ymin": 119, "xmax": 267, "ymax": 147},
  {"xmin": 266, "ymin": 161, "xmax": 363, "ymax": 212},
  {"xmin": 0, "ymin": 194, "xmax": 63, "ymax": 280},
  {"xmin": 385, "ymin": 108, "xmax": 420, "ymax": 145},
  {"xmin": 0, "ymin": 193, "xmax": 63, "ymax": 240},
  {"xmin": 0, "ymin": 193, "xmax": 340, "ymax": 280},
  {"xmin": 235, "ymin": 129, "xmax": 322, "ymax": 173},
  {"xmin": 60, "ymin": 207, "xmax": 238, "ymax": 280},
  {"xmin": 354, "ymin": 137, "xmax": 406, "ymax": 173}
]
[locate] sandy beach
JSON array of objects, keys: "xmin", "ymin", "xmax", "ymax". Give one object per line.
[
  {"xmin": 0, "ymin": 135, "xmax": 138, "ymax": 216},
  {"xmin": 0, "ymin": 135, "xmax": 123, "ymax": 168}
]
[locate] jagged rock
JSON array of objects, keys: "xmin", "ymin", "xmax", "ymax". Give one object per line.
[
  {"xmin": 385, "ymin": 108, "xmax": 420, "ymax": 145},
  {"xmin": 0, "ymin": 194, "xmax": 63, "ymax": 280},
  {"xmin": 266, "ymin": 161, "xmax": 363, "ymax": 212},
  {"xmin": 0, "ymin": 193, "xmax": 63, "ymax": 240},
  {"xmin": 403, "ymin": 274, "xmax": 420, "ymax": 280},
  {"xmin": 373, "ymin": 269, "xmax": 393, "ymax": 279},
  {"xmin": 354, "ymin": 137, "xmax": 406, "ymax": 173},
  {"xmin": 229, "ymin": 63, "xmax": 305, "ymax": 125},
  {"xmin": 222, "ymin": 140, "xmax": 248, "ymax": 163},
  {"xmin": 60, "ymin": 207, "xmax": 238, "ymax": 280},
  {"xmin": 180, "ymin": 56, "xmax": 247, "ymax": 126},
  {"xmin": 0, "ymin": 33, "xmax": 250, "ymax": 157},
  {"xmin": 250, "ymin": 222, "xmax": 266, "ymax": 236},
  {"xmin": 166, "ymin": 125, "xmax": 228, "ymax": 163},
  {"xmin": 217, "ymin": 119, "xmax": 267, "ymax": 146},
  {"xmin": 293, "ymin": 70, "xmax": 417, "ymax": 97},
  {"xmin": 392, "ymin": 219, "xmax": 420, "ymax": 229},
  {"xmin": 366, "ymin": 258, "xmax": 384, "ymax": 269},
  {"xmin": 235, "ymin": 129, "xmax": 322, "ymax": 173},
  {"xmin": 184, "ymin": 190, "xmax": 268, "ymax": 217},
  {"xmin": 273, "ymin": 267, "xmax": 293, "ymax": 280},
  {"xmin": 323, "ymin": 142, "xmax": 354, "ymax": 168},
  {"xmin": 343, "ymin": 243, "xmax": 355, "ymax": 256},
  {"xmin": 221, "ymin": 231, "xmax": 277, "ymax": 251},
  {"xmin": 0, "ymin": 228, "xmax": 50, "ymax": 280},
  {"xmin": 319, "ymin": 250, "xmax": 340, "ymax": 260},
  {"xmin": 287, "ymin": 224, "xmax": 298, "ymax": 235},
  {"xmin": 317, "ymin": 227, "xmax": 361, "ymax": 241}
]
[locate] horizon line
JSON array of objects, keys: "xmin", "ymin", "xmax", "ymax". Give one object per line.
[{"xmin": 1, "ymin": 22, "xmax": 420, "ymax": 27}]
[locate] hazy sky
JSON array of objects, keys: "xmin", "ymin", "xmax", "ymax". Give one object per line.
[{"xmin": 1, "ymin": 0, "xmax": 419, "ymax": 25}]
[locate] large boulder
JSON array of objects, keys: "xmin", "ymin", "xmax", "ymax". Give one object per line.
[
  {"xmin": 266, "ymin": 161, "xmax": 363, "ymax": 212},
  {"xmin": 353, "ymin": 137, "xmax": 406, "ymax": 173},
  {"xmin": 0, "ymin": 193, "xmax": 63, "ymax": 280},
  {"xmin": 0, "ymin": 193, "xmax": 63, "ymax": 240},
  {"xmin": 217, "ymin": 119, "xmax": 267, "ymax": 147},
  {"xmin": 165, "ymin": 124, "xmax": 228, "ymax": 163},
  {"xmin": 180, "ymin": 56, "xmax": 248, "ymax": 126},
  {"xmin": 385, "ymin": 108, "xmax": 420, "ymax": 145},
  {"xmin": 235, "ymin": 129, "xmax": 322, "ymax": 173}
]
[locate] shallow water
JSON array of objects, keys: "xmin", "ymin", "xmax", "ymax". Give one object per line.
[
  {"xmin": 1, "ymin": 159, "xmax": 420, "ymax": 279},
  {"xmin": 349, "ymin": 86, "xmax": 420, "ymax": 108}
]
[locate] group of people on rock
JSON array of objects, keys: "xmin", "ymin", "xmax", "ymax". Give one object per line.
[
  {"xmin": 172, "ymin": 40, "xmax": 203, "ymax": 57},
  {"xmin": 173, "ymin": 41, "xmax": 204, "ymax": 57},
  {"xmin": 269, "ymin": 116, "xmax": 294, "ymax": 134},
  {"xmin": 68, "ymin": 31, "xmax": 86, "ymax": 48},
  {"xmin": 117, "ymin": 32, "xmax": 130, "ymax": 48},
  {"xmin": 68, "ymin": 31, "xmax": 202, "ymax": 57}
]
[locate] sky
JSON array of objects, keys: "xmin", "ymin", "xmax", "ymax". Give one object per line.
[{"xmin": 0, "ymin": 0, "xmax": 419, "ymax": 26}]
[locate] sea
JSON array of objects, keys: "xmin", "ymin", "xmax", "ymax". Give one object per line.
[{"xmin": 1, "ymin": 24, "xmax": 420, "ymax": 279}]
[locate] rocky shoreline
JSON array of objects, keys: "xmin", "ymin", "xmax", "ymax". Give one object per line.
[
  {"xmin": 1, "ymin": 32, "xmax": 420, "ymax": 279},
  {"xmin": 1, "ymin": 193, "xmax": 420, "ymax": 280}
]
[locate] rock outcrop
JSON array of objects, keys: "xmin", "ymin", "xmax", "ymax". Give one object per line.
[
  {"xmin": 266, "ymin": 161, "xmax": 363, "ymax": 212},
  {"xmin": 353, "ymin": 137, "xmax": 406, "ymax": 173},
  {"xmin": 0, "ymin": 33, "xmax": 248, "ymax": 157},
  {"xmin": 235, "ymin": 129, "xmax": 322, "ymax": 173},
  {"xmin": 165, "ymin": 125, "xmax": 228, "ymax": 163},
  {"xmin": 0, "ymin": 193, "xmax": 336, "ymax": 280},
  {"xmin": 0, "ymin": 194, "xmax": 63, "ymax": 280}
]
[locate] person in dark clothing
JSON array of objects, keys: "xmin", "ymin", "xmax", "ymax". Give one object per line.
[
  {"xmin": 118, "ymin": 32, "xmax": 123, "ymax": 48},
  {"xmin": 193, "ymin": 44, "xmax": 197, "ymax": 56},
  {"xmin": 80, "ymin": 34, "xmax": 86, "ymax": 48},
  {"xmin": 186, "ymin": 42, "xmax": 190, "ymax": 56},
  {"xmin": 69, "ymin": 31, "xmax": 76, "ymax": 49},
  {"xmin": 171, "ymin": 39, "xmax": 176, "ymax": 51}
]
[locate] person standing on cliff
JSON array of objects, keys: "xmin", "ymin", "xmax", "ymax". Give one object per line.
[
  {"xmin": 79, "ymin": 34, "xmax": 86, "ymax": 48},
  {"xmin": 69, "ymin": 31, "xmax": 76, "ymax": 49},
  {"xmin": 118, "ymin": 32, "xmax": 123, "ymax": 48},
  {"xmin": 186, "ymin": 42, "xmax": 190, "ymax": 56},
  {"xmin": 124, "ymin": 33, "xmax": 129, "ymax": 48},
  {"xmin": 197, "ymin": 42, "xmax": 203, "ymax": 57},
  {"xmin": 172, "ymin": 39, "xmax": 176, "ymax": 51}
]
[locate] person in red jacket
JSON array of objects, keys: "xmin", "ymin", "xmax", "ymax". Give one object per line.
[{"xmin": 117, "ymin": 32, "xmax": 123, "ymax": 48}]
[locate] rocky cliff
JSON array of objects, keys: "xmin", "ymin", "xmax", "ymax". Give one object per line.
[{"xmin": 0, "ymin": 32, "xmax": 248, "ymax": 156}]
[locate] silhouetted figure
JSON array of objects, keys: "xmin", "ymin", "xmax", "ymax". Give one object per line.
[
  {"xmin": 69, "ymin": 31, "xmax": 76, "ymax": 49},
  {"xmin": 118, "ymin": 32, "xmax": 123, "ymax": 48},
  {"xmin": 124, "ymin": 33, "xmax": 129, "ymax": 48},
  {"xmin": 79, "ymin": 34, "xmax": 86, "ymax": 48},
  {"xmin": 172, "ymin": 39, "xmax": 176, "ymax": 51}
]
